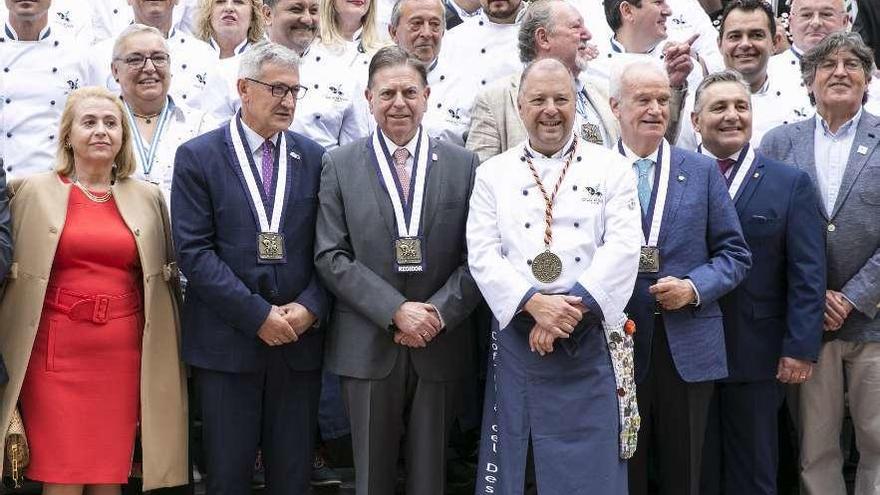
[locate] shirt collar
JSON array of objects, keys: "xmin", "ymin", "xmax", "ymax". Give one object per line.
[
  {"xmin": 525, "ymin": 133, "xmax": 576, "ymax": 159},
  {"xmin": 699, "ymin": 144, "xmax": 744, "ymax": 162},
  {"xmin": 209, "ymin": 37, "xmax": 250, "ymax": 55},
  {"xmin": 610, "ymin": 35, "xmax": 659, "ymax": 56},
  {"xmin": 239, "ymin": 116, "xmax": 280, "ymax": 154},
  {"xmin": 791, "ymin": 45, "xmax": 805, "ymax": 60},
  {"xmin": 817, "ymin": 108, "xmax": 863, "ymax": 139},
  {"xmin": 753, "ymin": 75, "xmax": 771, "ymax": 95},
  {"xmin": 380, "ymin": 128, "xmax": 420, "ymax": 158},
  {"xmin": 4, "ymin": 22, "xmax": 51, "ymax": 41},
  {"xmin": 620, "ymin": 140, "xmax": 661, "ymax": 163}
]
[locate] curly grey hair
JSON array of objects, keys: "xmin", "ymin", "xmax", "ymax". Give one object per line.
[{"xmin": 801, "ymin": 31, "xmax": 875, "ymax": 106}]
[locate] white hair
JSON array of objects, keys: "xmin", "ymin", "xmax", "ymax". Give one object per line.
[
  {"xmin": 238, "ymin": 40, "xmax": 300, "ymax": 80},
  {"xmin": 112, "ymin": 24, "xmax": 169, "ymax": 59},
  {"xmin": 609, "ymin": 59, "xmax": 669, "ymax": 100}
]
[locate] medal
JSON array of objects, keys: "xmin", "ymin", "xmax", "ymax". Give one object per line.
[
  {"xmin": 524, "ymin": 136, "xmax": 578, "ymax": 284},
  {"xmin": 373, "ymin": 127, "xmax": 431, "ymax": 273},
  {"xmin": 228, "ymin": 117, "xmax": 290, "ymax": 264},
  {"xmin": 124, "ymin": 95, "xmax": 173, "ymax": 183},
  {"xmin": 581, "ymin": 123, "xmax": 603, "ymax": 145},
  {"xmin": 639, "ymin": 246, "xmax": 660, "ymax": 273},
  {"xmin": 258, "ymin": 232, "xmax": 284, "ymax": 261}
]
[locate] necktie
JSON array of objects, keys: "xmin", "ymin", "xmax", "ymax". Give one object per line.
[
  {"xmin": 717, "ymin": 158, "xmax": 736, "ymax": 178},
  {"xmin": 634, "ymin": 158, "xmax": 654, "ymax": 215},
  {"xmin": 393, "ymin": 147, "xmax": 411, "ymax": 204},
  {"xmin": 261, "ymin": 139, "xmax": 274, "ymax": 196}
]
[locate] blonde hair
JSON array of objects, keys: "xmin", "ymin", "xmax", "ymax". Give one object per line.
[
  {"xmin": 55, "ymin": 86, "xmax": 137, "ymax": 180},
  {"xmin": 319, "ymin": 0, "xmax": 384, "ymax": 53},
  {"xmin": 196, "ymin": 0, "xmax": 267, "ymax": 46}
]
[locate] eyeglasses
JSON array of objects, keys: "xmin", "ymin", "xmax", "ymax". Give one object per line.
[
  {"xmin": 116, "ymin": 53, "xmax": 171, "ymax": 71},
  {"xmin": 245, "ymin": 78, "xmax": 308, "ymax": 100}
]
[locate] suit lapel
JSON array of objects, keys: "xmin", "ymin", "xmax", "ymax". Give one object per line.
[
  {"xmin": 279, "ymin": 132, "xmax": 301, "ymax": 229},
  {"xmin": 421, "ymin": 138, "xmax": 443, "ymax": 238},
  {"xmin": 224, "ymin": 123, "xmax": 263, "ymax": 230},
  {"xmin": 830, "ymin": 113, "xmax": 880, "ymax": 218},
  {"xmin": 657, "ymin": 149, "xmax": 686, "ymax": 246},
  {"xmin": 365, "ymin": 138, "xmax": 397, "ymax": 237},
  {"xmin": 734, "ymin": 156, "xmax": 765, "ymax": 212},
  {"xmin": 46, "ymin": 174, "xmax": 72, "ymax": 242}
]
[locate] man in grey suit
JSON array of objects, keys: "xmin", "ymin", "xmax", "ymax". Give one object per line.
[
  {"xmin": 465, "ymin": 0, "xmax": 619, "ymax": 162},
  {"xmin": 314, "ymin": 46, "xmax": 482, "ymax": 495},
  {"xmin": 760, "ymin": 32, "xmax": 880, "ymax": 495}
]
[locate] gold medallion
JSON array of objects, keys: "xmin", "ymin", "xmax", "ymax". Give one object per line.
[{"xmin": 532, "ymin": 250, "xmax": 563, "ymax": 283}]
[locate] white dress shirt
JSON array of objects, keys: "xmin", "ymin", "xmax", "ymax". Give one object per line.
[
  {"xmin": 467, "ymin": 135, "xmax": 642, "ymax": 328},
  {"xmin": 814, "ymin": 110, "xmax": 861, "ymax": 215},
  {"xmin": 0, "ymin": 24, "xmax": 88, "ymax": 178},
  {"xmin": 240, "ymin": 119, "xmax": 281, "ymax": 187},
  {"xmin": 85, "ymin": 28, "xmax": 237, "ymax": 121}
]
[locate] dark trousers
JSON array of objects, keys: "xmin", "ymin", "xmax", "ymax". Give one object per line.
[
  {"xmin": 701, "ymin": 380, "xmax": 783, "ymax": 495},
  {"xmin": 194, "ymin": 354, "xmax": 321, "ymax": 495},
  {"xmin": 341, "ymin": 349, "xmax": 459, "ymax": 495},
  {"xmin": 628, "ymin": 318, "xmax": 714, "ymax": 495}
]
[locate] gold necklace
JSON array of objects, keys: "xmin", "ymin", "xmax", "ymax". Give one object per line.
[
  {"xmin": 73, "ymin": 179, "xmax": 113, "ymax": 203},
  {"xmin": 131, "ymin": 110, "xmax": 161, "ymax": 124}
]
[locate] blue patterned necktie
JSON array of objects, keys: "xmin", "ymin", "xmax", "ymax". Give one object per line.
[{"xmin": 633, "ymin": 158, "xmax": 654, "ymax": 215}]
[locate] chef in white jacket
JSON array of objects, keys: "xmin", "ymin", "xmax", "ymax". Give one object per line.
[
  {"xmin": 1, "ymin": 0, "xmax": 88, "ymax": 178},
  {"xmin": 468, "ymin": 58, "xmax": 641, "ymax": 495}
]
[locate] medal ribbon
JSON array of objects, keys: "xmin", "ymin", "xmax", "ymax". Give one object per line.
[
  {"xmin": 372, "ymin": 127, "xmax": 430, "ymax": 237},
  {"xmin": 618, "ymin": 139, "xmax": 670, "ymax": 246},
  {"xmin": 523, "ymin": 136, "xmax": 579, "ymax": 250},
  {"xmin": 124, "ymin": 96, "xmax": 173, "ymax": 179},
  {"xmin": 228, "ymin": 117, "xmax": 288, "ymax": 233},
  {"xmin": 696, "ymin": 143, "xmax": 755, "ymax": 202}
]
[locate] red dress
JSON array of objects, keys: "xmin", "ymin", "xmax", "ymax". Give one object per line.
[{"xmin": 20, "ymin": 184, "xmax": 143, "ymax": 484}]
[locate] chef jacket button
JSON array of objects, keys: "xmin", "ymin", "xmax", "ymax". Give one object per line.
[
  {"xmin": 526, "ymin": 259, "xmax": 532, "ymax": 266},
  {"xmin": 479, "ymin": 20, "xmax": 484, "ymax": 26},
  {"xmin": 791, "ymin": 60, "xmax": 796, "ymax": 65},
  {"xmin": 4, "ymin": 99, "xmax": 9, "ymax": 104},
  {"xmin": 314, "ymin": 84, "xmax": 319, "ymax": 89},
  {"xmin": 182, "ymin": 94, "xmax": 188, "ymax": 99},
  {"xmin": 0, "ymin": 38, "xmax": 4, "ymax": 42},
  {"xmin": 6, "ymin": 132, "xmax": 11, "ymax": 138},
  {"xmin": 50, "ymin": 100, "xmax": 56, "ymax": 105},
  {"xmin": 113, "ymin": 8, "xmax": 118, "ymax": 13},
  {"xmin": 52, "ymin": 67, "xmax": 58, "ymax": 73},
  {"xmin": 575, "ymin": 257, "xmax": 581, "ymax": 262},
  {"xmin": 49, "ymin": 135, "xmax": 55, "ymax": 140},
  {"xmin": 576, "ymin": 156, "xmax": 582, "ymax": 161},
  {"xmin": 481, "ymin": 48, "xmax": 486, "ymax": 54},
  {"xmin": 525, "ymin": 222, "xmax": 530, "ymax": 228},
  {"xmin": 607, "ymin": 53, "xmax": 612, "ymax": 58},
  {"xmin": 54, "ymin": 41, "xmax": 59, "ymax": 46},
  {"xmin": 783, "ymin": 121, "xmax": 788, "ymax": 124},
  {"xmin": 827, "ymin": 223, "xmax": 836, "ymax": 232},
  {"xmin": 522, "ymin": 190, "xmax": 528, "ymax": 195},
  {"xmin": 481, "ymin": 80, "xmax": 486, "ymax": 85},
  {"xmin": 49, "ymin": 227, "xmax": 58, "ymax": 234},
  {"xmin": 437, "ymin": 103, "xmax": 441, "ymax": 108},
  {"xmin": 776, "ymin": 91, "xmax": 781, "ymax": 96},
  {"xmin": 180, "ymin": 38, "xmax": 185, "ymax": 43},
  {"xmin": 316, "ymin": 56, "xmax": 321, "ymax": 62},
  {"xmin": 5, "ymin": 166, "xmax": 10, "ymax": 172},
  {"xmin": 3, "ymin": 68, "xmax": 9, "ymax": 73},
  {"xmin": 182, "ymin": 64, "xmax": 187, "ymax": 69},
  {"xmin": 315, "ymin": 115, "xmax": 321, "ymax": 120},
  {"xmin": 439, "ymin": 75, "xmax": 445, "ymax": 80},
  {"xmin": 572, "ymin": 185, "xmax": 577, "ymax": 191},
  {"xmin": 574, "ymin": 222, "xmax": 580, "ymax": 228}
]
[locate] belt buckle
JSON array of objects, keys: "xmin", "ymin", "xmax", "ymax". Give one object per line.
[{"xmin": 92, "ymin": 295, "xmax": 111, "ymax": 324}]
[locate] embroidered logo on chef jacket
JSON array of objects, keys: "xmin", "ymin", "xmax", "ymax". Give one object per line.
[
  {"xmin": 582, "ymin": 184, "xmax": 604, "ymax": 204},
  {"xmin": 66, "ymin": 79, "xmax": 80, "ymax": 92},
  {"xmin": 56, "ymin": 11, "xmax": 73, "ymax": 27},
  {"xmin": 195, "ymin": 73, "xmax": 207, "ymax": 86},
  {"xmin": 326, "ymin": 85, "xmax": 347, "ymax": 103},
  {"xmin": 671, "ymin": 14, "xmax": 689, "ymax": 27}
]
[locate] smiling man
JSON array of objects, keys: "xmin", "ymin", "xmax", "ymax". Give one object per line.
[
  {"xmin": 264, "ymin": 0, "xmax": 319, "ymax": 56},
  {"xmin": 315, "ymin": 46, "xmax": 481, "ymax": 495},
  {"xmin": 467, "ymin": 57, "xmax": 642, "ymax": 495},
  {"xmin": 611, "ymin": 59, "xmax": 751, "ymax": 495},
  {"xmin": 760, "ymin": 32, "xmax": 880, "ymax": 495},
  {"xmin": 677, "ymin": 0, "xmax": 813, "ymax": 150},
  {"xmin": 172, "ymin": 41, "xmax": 328, "ymax": 495},
  {"xmin": 691, "ymin": 70, "xmax": 825, "ymax": 495}
]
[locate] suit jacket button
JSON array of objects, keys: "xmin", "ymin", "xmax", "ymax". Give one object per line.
[
  {"xmin": 827, "ymin": 223, "xmax": 836, "ymax": 232},
  {"xmin": 49, "ymin": 227, "xmax": 58, "ymax": 234}
]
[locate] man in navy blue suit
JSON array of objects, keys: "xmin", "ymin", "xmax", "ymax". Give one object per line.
[
  {"xmin": 171, "ymin": 41, "xmax": 327, "ymax": 495},
  {"xmin": 610, "ymin": 60, "xmax": 752, "ymax": 495},
  {"xmin": 692, "ymin": 70, "xmax": 826, "ymax": 495}
]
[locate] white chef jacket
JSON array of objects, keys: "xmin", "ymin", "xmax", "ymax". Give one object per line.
[
  {"xmin": 127, "ymin": 96, "xmax": 218, "ymax": 206},
  {"xmin": 91, "ymin": 0, "xmax": 201, "ymax": 44},
  {"xmin": 676, "ymin": 73, "xmax": 814, "ymax": 151},
  {"xmin": 0, "ymin": 25, "xmax": 88, "ymax": 178},
  {"xmin": 85, "ymin": 28, "xmax": 237, "ymax": 121},
  {"xmin": 291, "ymin": 40, "xmax": 371, "ymax": 149},
  {"xmin": 466, "ymin": 134, "xmax": 642, "ymax": 328},
  {"xmin": 429, "ymin": 12, "xmax": 523, "ymax": 144},
  {"xmin": 0, "ymin": 0, "xmax": 95, "ymax": 46}
]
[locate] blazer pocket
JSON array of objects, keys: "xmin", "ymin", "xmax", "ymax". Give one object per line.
[{"xmin": 745, "ymin": 215, "xmax": 782, "ymax": 238}]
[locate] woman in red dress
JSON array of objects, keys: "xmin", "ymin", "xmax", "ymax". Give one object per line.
[{"xmin": 0, "ymin": 86, "xmax": 188, "ymax": 494}]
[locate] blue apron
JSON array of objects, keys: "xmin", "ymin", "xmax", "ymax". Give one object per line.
[{"xmin": 476, "ymin": 314, "xmax": 629, "ymax": 494}]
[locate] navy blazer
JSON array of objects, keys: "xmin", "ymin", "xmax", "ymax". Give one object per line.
[
  {"xmin": 719, "ymin": 152, "xmax": 826, "ymax": 382},
  {"xmin": 626, "ymin": 147, "xmax": 751, "ymax": 384},
  {"xmin": 171, "ymin": 124, "xmax": 328, "ymax": 373}
]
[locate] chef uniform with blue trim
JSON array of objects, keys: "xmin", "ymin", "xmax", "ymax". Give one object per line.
[
  {"xmin": 0, "ymin": 18, "xmax": 87, "ymax": 178},
  {"xmin": 291, "ymin": 36, "xmax": 371, "ymax": 149},
  {"xmin": 427, "ymin": 8, "xmax": 524, "ymax": 145},
  {"xmin": 124, "ymin": 95, "xmax": 217, "ymax": 205},
  {"xmin": 85, "ymin": 25, "xmax": 237, "ymax": 121},
  {"xmin": 468, "ymin": 131, "xmax": 642, "ymax": 494}
]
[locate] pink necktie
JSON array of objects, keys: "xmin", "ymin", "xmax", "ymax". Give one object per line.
[{"xmin": 393, "ymin": 147, "xmax": 411, "ymax": 204}]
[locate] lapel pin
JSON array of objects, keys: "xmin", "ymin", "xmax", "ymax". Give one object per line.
[
  {"xmin": 753, "ymin": 172, "xmax": 760, "ymax": 178},
  {"xmin": 677, "ymin": 175, "xmax": 685, "ymax": 182},
  {"xmin": 289, "ymin": 151, "xmax": 301, "ymax": 159},
  {"xmin": 858, "ymin": 145, "xmax": 868, "ymax": 155},
  {"xmin": 432, "ymin": 152, "xmax": 438, "ymax": 161}
]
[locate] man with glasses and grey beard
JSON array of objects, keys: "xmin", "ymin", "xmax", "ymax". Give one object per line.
[{"xmin": 172, "ymin": 41, "xmax": 328, "ymax": 495}]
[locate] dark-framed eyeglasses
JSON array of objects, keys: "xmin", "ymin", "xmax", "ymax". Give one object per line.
[
  {"xmin": 245, "ymin": 77, "xmax": 308, "ymax": 100},
  {"xmin": 116, "ymin": 53, "xmax": 171, "ymax": 71}
]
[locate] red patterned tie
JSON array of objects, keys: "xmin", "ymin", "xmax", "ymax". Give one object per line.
[{"xmin": 393, "ymin": 147, "xmax": 411, "ymax": 204}]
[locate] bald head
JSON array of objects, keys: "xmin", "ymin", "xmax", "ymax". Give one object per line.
[
  {"xmin": 518, "ymin": 59, "xmax": 578, "ymax": 156},
  {"xmin": 789, "ymin": 0, "xmax": 848, "ymax": 52}
]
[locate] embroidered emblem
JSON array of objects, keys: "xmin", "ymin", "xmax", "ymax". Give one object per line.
[
  {"xmin": 56, "ymin": 11, "xmax": 72, "ymax": 25},
  {"xmin": 580, "ymin": 123, "xmax": 604, "ymax": 145},
  {"xmin": 326, "ymin": 85, "xmax": 347, "ymax": 103},
  {"xmin": 581, "ymin": 184, "xmax": 603, "ymax": 204},
  {"xmin": 195, "ymin": 73, "xmax": 207, "ymax": 86},
  {"xmin": 447, "ymin": 107, "xmax": 463, "ymax": 121},
  {"xmin": 66, "ymin": 79, "xmax": 80, "ymax": 91}
]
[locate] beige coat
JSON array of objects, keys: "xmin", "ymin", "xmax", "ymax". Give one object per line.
[{"xmin": 0, "ymin": 173, "xmax": 188, "ymax": 490}]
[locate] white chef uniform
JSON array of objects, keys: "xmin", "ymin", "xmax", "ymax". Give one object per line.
[
  {"xmin": 85, "ymin": 27, "xmax": 237, "ymax": 121},
  {"xmin": 0, "ymin": 24, "xmax": 88, "ymax": 178},
  {"xmin": 0, "ymin": 0, "xmax": 95, "ymax": 46},
  {"xmin": 91, "ymin": 0, "xmax": 201, "ymax": 45}
]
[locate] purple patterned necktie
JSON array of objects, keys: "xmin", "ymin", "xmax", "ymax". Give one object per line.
[{"xmin": 261, "ymin": 139, "xmax": 274, "ymax": 196}]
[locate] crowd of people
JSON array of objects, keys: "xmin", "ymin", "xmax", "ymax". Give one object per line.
[{"xmin": 0, "ymin": 0, "xmax": 878, "ymax": 494}]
